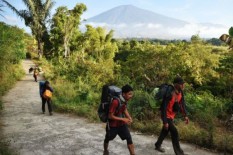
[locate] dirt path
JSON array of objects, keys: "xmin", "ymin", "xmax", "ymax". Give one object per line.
[{"xmin": 1, "ymin": 59, "xmax": 221, "ymax": 155}]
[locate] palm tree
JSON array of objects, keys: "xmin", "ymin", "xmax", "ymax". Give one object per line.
[
  {"xmin": 2, "ymin": 0, "xmax": 54, "ymax": 57},
  {"xmin": 0, "ymin": 0, "xmax": 4, "ymax": 18}
]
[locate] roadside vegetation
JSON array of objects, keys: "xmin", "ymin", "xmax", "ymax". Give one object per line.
[
  {"xmin": 1, "ymin": 0, "xmax": 233, "ymax": 154},
  {"xmin": 0, "ymin": 22, "xmax": 29, "ymax": 155}
]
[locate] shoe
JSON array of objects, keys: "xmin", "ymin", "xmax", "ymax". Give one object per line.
[
  {"xmin": 103, "ymin": 150, "xmax": 109, "ymax": 155},
  {"xmin": 49, "ymin": 112, "xmax": 53, "ymax": 116},
  {"xmin": 155, "ymin": 145, "xmax": 165, "ymax": 153},
  {"xmin": 42, "ymin": 112, "xmax": 45, "ymax": 114}
]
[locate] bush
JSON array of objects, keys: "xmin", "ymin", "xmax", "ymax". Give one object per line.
[
  {"xmin": 128, "ymin": 90, "xmax": 157, "ymax": 121},
  {"xmin": 0, "ymin": 64, "xmax": 24, "ymax": 96}
]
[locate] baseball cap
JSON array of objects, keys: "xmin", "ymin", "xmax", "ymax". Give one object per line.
[{"xmin": 173, "ymin": 77, "xmax": 185, "ymax": 84}]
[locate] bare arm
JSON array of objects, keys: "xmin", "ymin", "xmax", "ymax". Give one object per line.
[
  {"xmin": 108, "ymin": 112, "xmax": 131, "ymax": 124},
  {"xmin": 124, "ymin": 108, "xmax": 132, "ymax": 123}
]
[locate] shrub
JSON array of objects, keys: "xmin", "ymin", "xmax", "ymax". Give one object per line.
[{"xmin": 128, "ymin": 90, "xmax": 157, "ymax": 121}]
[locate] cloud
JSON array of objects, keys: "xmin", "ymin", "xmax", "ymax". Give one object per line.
[
  {"xmin": 5, "ymin": 15, "xmax": 19, "ymax": 23},
  {"xmin": 147, "ymin": 23, "xmax": 162, "ymax": 29},
  {"xmin": 166, "ymin": 23, "xmax": 228, "ymax": 38},
  {"xmin": 84, "ymin": 22, "xmax": 127, "ymax": 28},
  {"xmin": 82, "ymin": 22, "xmax": 229, "ymax": 39}
]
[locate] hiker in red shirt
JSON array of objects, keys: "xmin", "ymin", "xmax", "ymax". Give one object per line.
[
  {"xmin": 155, "ymin": 76, "xmax": 189, "ymax": 155},
  {"xmin": 103, "ymin": 84, "xmax": 135, "ymax": 155}
]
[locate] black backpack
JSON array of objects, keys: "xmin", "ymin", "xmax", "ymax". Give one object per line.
[
  {"xmin": 155, "ymin": 84, "xmax": 183, "ymax": 112},
  {"xmin": 155, "ymin": 84, "xmax": 173, "ymax": 100},
  {"xmin": 98, "ymin": 85, "xmax": 122, "ymax": 123},
  {"xmin": 154, "ymin": 84, "xmax": 174, "ymax": 110}
]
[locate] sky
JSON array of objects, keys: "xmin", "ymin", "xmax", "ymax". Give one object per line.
[{"xmin": 0, "ymin": 0, "xmax": 232, "ymax": 38}]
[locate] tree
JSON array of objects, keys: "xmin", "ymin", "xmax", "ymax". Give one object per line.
[
  {"xmin": 3, "ymin": 0, "xmax": 54, "ymax": 57},
  {"xmin": 0, "ymin": 22, "xmax": 26, "ymax": 67},
  {"xmin": 81, "ymin": 25, "xmax": 117, "ymax": 61},
  {"xmin": 0, "ymin": 1, "xmax": 4, "ymax": 17},
  {"xmin": 50, "ymin": 3, "xmax": 86, "ymax": 58},
  {"xmin": 229, "ymin": 27, "xmax": 233, "ymax": 37},
  {"xmin": 217, "ymin": 51, "xmax": 233, "ymax": 97},
  {"xmin": 191, "ymin": 34, "xmax": 203, "ymax": 44}
]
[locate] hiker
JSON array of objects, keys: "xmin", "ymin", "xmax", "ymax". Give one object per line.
[
  {"xmin": 40, "ymin": 81, "xmax": 54, "ymax": 115},
  {"xmin": 33, "ymin": 66, "xmax": 40, "ymax": 82},
  {"xmin": 154, "ymin": 76, "xmax": 189, "ymax": 155},
  {"xmin": 103, "ymin": 84, "xmax": 135, "ymax": 155}
]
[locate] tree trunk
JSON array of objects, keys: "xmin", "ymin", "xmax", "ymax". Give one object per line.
[
  {"xmin": 64, "ymin": 36, "xmax": 70, "ymax": 58},
  {"xmin": 37, "ymin": 38, "xmax": 43, "ymax": 59}
]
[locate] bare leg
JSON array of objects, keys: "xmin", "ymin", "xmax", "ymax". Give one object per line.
[{"xmin": 128, "ymin": 144, "xmax": 135, "ymax": 155}]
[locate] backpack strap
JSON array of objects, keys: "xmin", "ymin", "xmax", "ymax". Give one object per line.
[
  {"xmin": 162, "ymin": 84, "xmax": 174, "ymax": 104},
  {"xmin": 106, "ymin": 97, "xmax": 123, "ymax": 130},
  {"xmin": 161, "ymin": 85, "xmax": 174, "ymax": 124},
  {"xmin": 112, "ymin": 97, "xmax": 123, "ymax": 117}
]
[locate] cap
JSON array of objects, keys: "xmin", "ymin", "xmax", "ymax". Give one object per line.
[{"xmin": 173, "ymin": 77, "xmax": 185, "ymax": 84}]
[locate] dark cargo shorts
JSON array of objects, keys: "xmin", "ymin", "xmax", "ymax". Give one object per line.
[{"xmin": 104, "ymin": 124, "xmax": 133, "ymax": 144}]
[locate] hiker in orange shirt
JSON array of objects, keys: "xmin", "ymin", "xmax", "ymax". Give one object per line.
[{"xmin": 155, "ymin": 76, "xmax": 189, "ymax": 155}]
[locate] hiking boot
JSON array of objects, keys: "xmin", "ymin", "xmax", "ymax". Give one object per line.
[
  {"xmin": 103, "ymin": 150, "xmax": 109, "ymax": 155},
  {"xmin": 155, "ymin": 146, "xmax": 165, "ymax": 153},
  {"xmin": 49, "ymin": 112, "xmax": 53, "ymax": 116}
]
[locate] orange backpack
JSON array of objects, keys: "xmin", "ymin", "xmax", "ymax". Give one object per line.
[{"xmin": 43, "ymin": 89, "xmax": 52, "ymax": 99}]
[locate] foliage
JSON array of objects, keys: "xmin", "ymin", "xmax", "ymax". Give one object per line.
[
  {"xmin": 0, "ymin": 22, "xmax": 26, "ymax": 65},
  {"xmin": 3, "ymin": 0, "xmax": 54, "ymax": 56},
  {"xmin": 0, "ymin": 22, "xmax": 26, "ymax": 97},
  {"xmin": 229, "ymin": 27, "xmax": 233, "ymax": 37},
  {"xmin": 128, "ymin": 90, "xmax": 157, "ymax": 121},
  {"xmin": 206, "ymin": 38, "xmax": 223, "ymax": 46},
  {"xmin": 116, "ymin": 40, "xmax": 220, "ymax": 91},
  {"xmin": 50, "ymin": 3, "xmax": 86, "ymax": 58},
  {"xmin": 191, "ymin": 34, "xmax": 203, "ymax": 44},
  {"xmin": 0, "ymin": 1, "xmax": 4, "ymax": 18},
  {"xmin": 217, "ymin": 51, "xmax": 233, "ymax": 98},
  {"xmin": 0, "ymin": 22, "xmax": 26, "ymax": 95}
]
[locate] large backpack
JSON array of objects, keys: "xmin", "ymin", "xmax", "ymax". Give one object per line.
[
  {"xmin": 39, "ymin": 81, "xmax": 45, "ymax": 97},
  {"xmin": 154, "ymin": 84, "xmax": 174, "ymax": 110},
  {"xmin": 98, "ymin": 85, "xmax": 122, "ymax": 123}
]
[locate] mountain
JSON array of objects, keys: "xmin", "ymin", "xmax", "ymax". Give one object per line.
[
  {"xmin": 86, "ymin": 5, "xmax": 188, "ymax": 27},
  {"xmin": 82, "ymin": 5, "xmax": 228, "ymax": 39}
]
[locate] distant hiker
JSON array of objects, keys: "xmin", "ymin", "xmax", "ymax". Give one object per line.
[
  {"xmin": 33, "ymin": 65, "xmax": 40, "ymax": 82},
  {"xmin": 154, "ymin": 76, "xmax": 189, "ymax": 155},
  {"xmin": 103, "ymin": 84, "xmax": 135, "ymax": 155},
  {"xmin": 39, "ymin": 81, "xmax": 54, "ymax": 115}
]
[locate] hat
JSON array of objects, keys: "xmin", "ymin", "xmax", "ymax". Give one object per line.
[{"xmin": 173, "ymin": 77, "xmax": 185, "ymax": 84}]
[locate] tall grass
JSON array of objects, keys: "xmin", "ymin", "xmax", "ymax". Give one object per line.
[{"xmin": 0, "ymin": 63, "xmax": 25, "ymax": 99}]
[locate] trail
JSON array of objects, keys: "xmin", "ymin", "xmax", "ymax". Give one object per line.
[{"xmin": 0, "ymin": 59, "xmax": 221, "ymax": 155}]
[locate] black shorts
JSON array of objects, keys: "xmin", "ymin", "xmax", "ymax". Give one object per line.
[{"xmin": 104, "ymin": 124, "xmax": 132, "ymax": 144}]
